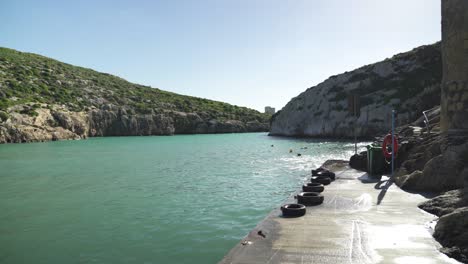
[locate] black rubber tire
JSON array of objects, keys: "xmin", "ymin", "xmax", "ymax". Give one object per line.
[
  {"xmin": 281, "ymin": 203, "xmax": 306, "ymax": 217},
  {"xmin": 311, "ymin": 176, "xmax": 331, "ymax": 185},
  {"xmin": 316, "ymin": 170, "xmax": 336, "ymax": 180},
  {"xmin": 302, "ymin": 182, "xmax": 325, "ymax": 193},
  {"xmin": 311, "ymin": 168, "xmax": 325, "ymax": 175},
  {"xmin": 296, "ymin": 192, "xmax": 324, "ymax": 206}
]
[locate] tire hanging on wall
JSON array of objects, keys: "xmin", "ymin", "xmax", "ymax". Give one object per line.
[
  {"xmin": 302, "ymin": 182, "xmax": 325, "ymax": 193},
  {"xmin": 311, "ymin": 176, "xmax": 331, "ymax": 185},
  {"xmin": 281, "ymin": 203, "xmax": 306, "ymax": 217},
  {"xmin": 295, "ymin": 192, "xmax": 324, "ymax": 206}
]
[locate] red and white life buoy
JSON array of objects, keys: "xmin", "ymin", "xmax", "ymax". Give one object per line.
[{"xmin": 382, "ymin": 134, "xmax": 398, "ymax": 159}]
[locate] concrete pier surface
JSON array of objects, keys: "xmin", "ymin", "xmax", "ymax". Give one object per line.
[{"xmin": 219, "ymin": 161, "xmax": 460, "ymax": 264}]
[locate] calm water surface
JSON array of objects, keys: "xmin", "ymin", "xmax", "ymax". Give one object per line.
[{"xmin": 0, "ymin": 133, "xmax": 367, "ymax": 263}]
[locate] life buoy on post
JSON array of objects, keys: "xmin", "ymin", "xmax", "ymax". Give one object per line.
[{"xmin": 382, "ymin": 134, "xmax": 398, "ymax": 159}]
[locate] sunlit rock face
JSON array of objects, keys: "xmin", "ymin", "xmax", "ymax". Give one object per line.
[
  {"xmin": 0, "ymin": 104, "xmax": 270, "ymax": 143},
  {"xmin": 269, "ymin": 43, "xmax": 442, "ymax": 139}
]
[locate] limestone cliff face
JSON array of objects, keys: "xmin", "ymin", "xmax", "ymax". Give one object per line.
[
  {"xmin": 0, "ymin": 106, "xmax": 87, "ymax": 143},
  {"xmin": 270, "ymin": 43, "xmax": 442, "ymax": 138},
  {"xmin": 87, "ymin": 107, "xmax": 267, "ymax": 137},
  {"xmin": 0, "ymin": 104, "xmax": 268, "ymax": 143}
]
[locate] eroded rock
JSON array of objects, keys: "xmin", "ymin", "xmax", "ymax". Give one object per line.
[
  {"xmin": 418, "ymin": 189, "xmax": 465, "ymax": 217},
  {"xmin": 433, "ymin": 207, "xmax": 468, "ymax": 263}
]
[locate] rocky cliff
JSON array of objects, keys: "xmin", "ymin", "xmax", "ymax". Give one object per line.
[
  {"xmin": 270, "ymin": 42, "xmax": 441, "ymax": 138},
  {"xmin": 0, "ymin": 48, "xmax": 269, "ymax": 143}
]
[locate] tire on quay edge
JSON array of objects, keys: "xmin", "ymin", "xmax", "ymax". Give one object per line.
[
  {"xmin": 281, "ymin": 203, "xmax": 306, "ymax": 217},
  {"xmin": 316, "ymin": 170, "xmax": 335, "ymax": 180},
  {"xmin": 311, "ymin": 168, "xmax": 325, "ymax": 175},
  {"xmin": 296, "ymin": 192, "xmax": 324, "ymax": 206},
  {"xmin": 302, "ymin": 182, "xmax": 325, "ymax": 193},
  {"xmin": 311, "ymin": 176, "xmax": 331, "ymax": 185}
]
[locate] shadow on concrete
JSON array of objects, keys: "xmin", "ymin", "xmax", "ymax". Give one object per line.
[
  {"xmin": 361, "ymin": 174, "xmax": 439, "ymax": 200},
  {"xmin": 374, "ymin": 179, "xmax": 394, "ymax": 205},
  {"xmin": 357, "ymin": 173, "xmax": 381, "ymax": 183}
]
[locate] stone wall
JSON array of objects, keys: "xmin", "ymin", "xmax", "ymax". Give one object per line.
[
  {"xmin": 440, "ymin": 0, "xmax": 468, "ymax": 199},
  {"xmin": 440, "ymin": 0, "xmax": 468, "ymax": 133}
]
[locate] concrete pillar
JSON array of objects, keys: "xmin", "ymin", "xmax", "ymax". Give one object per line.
[
  {"xmin": 440, "ymin": 0, "xmax": 468, "ymax": 133},
  {"xmin": 440, "ymin": 0, "xmax": 468, "ymax": 199}
]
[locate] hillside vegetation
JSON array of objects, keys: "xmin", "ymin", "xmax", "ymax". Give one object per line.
[
  {"xmin": 0, "ymin": 47, "xmax": 267, "ymax": 122},
  {"xmin": 0, "ymin": 47, "xmax": 269, "ymax": 143}
]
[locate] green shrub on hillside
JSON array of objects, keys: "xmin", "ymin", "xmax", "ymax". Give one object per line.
[
  {"xmin": 0, "ymin": 111, "xmax": 9, "ymax": 122},
  {"xmin": 0, "ymin": 47, "xmax": 269, "ymax": 123}
]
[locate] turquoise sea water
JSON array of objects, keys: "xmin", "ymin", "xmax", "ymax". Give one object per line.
[{"xmin": 0, "ymin": 133, "xmax": 367, "ymax": 264}]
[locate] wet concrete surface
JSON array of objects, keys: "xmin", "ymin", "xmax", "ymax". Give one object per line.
[{"xmin": 219, "ymin": 164, "xmax": 460, "ymax": 264}]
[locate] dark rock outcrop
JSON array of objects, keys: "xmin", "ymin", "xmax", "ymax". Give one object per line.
[
  {"xmin": 396, "ymin": 142, "xmax": 466, "ymax": 193},
  {"xmin": 433, "ymin": 207, "xmax": 468, "ymax": 263},
  {"xmin": 349, "ymin": 151, "xmax": 367, "ymax": 171},
  {"xmin": 386, "ymin": 106, "xmax": 467, "ymax": 193},
  {"xmin": 419, "ymin": 189, "xmax": 466, "ymax": 217}
]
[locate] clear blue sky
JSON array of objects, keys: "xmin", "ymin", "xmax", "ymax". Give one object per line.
[{"xmin": 1, "ymin": 0, "xmax": 441, "ymax": 112}]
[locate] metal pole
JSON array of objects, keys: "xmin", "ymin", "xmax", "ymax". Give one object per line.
[
  {"xmin": 354, "ymin": 96, "xmax": 357, "ymax": 155},
  {"xmin": 391, "ymin": 110, "xmax": 395, "ymax": 178}
]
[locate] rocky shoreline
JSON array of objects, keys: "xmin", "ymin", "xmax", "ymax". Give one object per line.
[
  {"xmin": 0, "ymin": 104, "xmax": 269, "ymax": 144},
  {"xmin": 419, "ymin": 190, "xmax": 468, "ymax": 263}
]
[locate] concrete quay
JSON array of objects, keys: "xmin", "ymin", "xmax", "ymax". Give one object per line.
[{"xmin": 219, "ymin": 162, "xmax": 460, "ymax": 264}]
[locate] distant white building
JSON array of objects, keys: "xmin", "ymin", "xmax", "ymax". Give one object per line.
[{"xmin": 264, "ymin": 106, "xmax": 275, "ymax": 115}]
